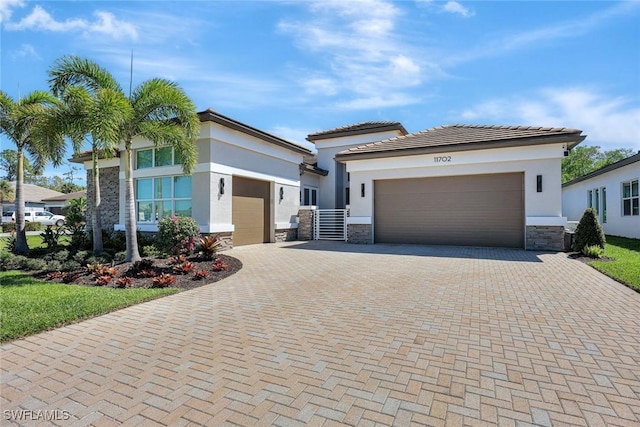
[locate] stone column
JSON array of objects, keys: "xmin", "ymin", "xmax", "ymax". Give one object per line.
[{"xmin": 297, "ymin": 206, "xmax": 315, "ymax": 240}]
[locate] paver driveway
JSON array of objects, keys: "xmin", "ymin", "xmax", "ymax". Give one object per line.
[{"xmin": 2, "ymin": 241, "xmax": 640, "ymax": 426}]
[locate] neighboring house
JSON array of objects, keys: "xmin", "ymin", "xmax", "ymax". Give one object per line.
[
  {"xmin": 41, "ymin": 190, "xmax": 87, "ymax": 215},
  {"xmin": 2, "ymin": 182, "xmax": 65, "ymax": 213},
  {"xmin": 304, "ymin": 123, "xmax": 586, "ymax": 250},
  {"xmin": 562, "ymin": 152, "xmax": 640, "ymax": 239},
  {"xmin": 73, "ymin": 110, "xmax": 312, "ymax": 248}
]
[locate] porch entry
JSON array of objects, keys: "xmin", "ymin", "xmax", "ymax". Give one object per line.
[{"xmin": 313, "ymin": 209, "xmax": 347, "ymax": 241}]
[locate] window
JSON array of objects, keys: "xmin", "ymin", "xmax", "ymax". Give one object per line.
[
  {"xmin": 345, "ymin": 187, "xmax": 350, "ymax": 205},
  {"xmin": 135, "ymin": 176, "xmax": 192, "ymax": 222},
  {"xmin": 601, "ymin": 187, "xmax": 607, "ymax": 223},
  {"xmin": 136, "ymin": 147, "xmax": 182, "ymax": 169},
  {"xmin": 588, "ymin": 190, "xmax": 593, "ymax": 208},
  {"xmin": 301, "ymin": 186, "xmax": 318, "ymax": 206},
  {"xmin": 622, "ymin": 179, "xmax": 639, "ymax": 216}
]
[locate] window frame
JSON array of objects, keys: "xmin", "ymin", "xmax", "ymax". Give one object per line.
[
  {"xmin": 301, "ymin": 185, "xmax": 318, "ymax": 206},
  {"xmin": 135, "ymin": 146, "xmax": 182, "ymax": 170},
  {"xmin": 622, "ymin": 179, "xmax": 639, "ymax": 216},
  {"xmin": 135, "ymin": 175, "xmax": 192, "ymax": 223}
]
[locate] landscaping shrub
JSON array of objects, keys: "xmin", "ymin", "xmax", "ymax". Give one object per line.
[
  {"xmin": 0, "ymin": 252, "xmax": 16, "ymax": 271},
  {"xmin": 198, "ymin": 235, "xmax": 221, "ymax": 259},
  {"xmin": 40, "ymin": 226, "xmax": 65, "ymax": 249},
  {"xmin": 73, "ymin": 250, "xmax": 91, "ymax": 263},
  {"xmin": 24, "ymin": 222, "xmax": 42, "ymax": 232},
  {"xmin": 25, "ymin": 258, "xmax": 48, "ymax": 271},
  {"xmin": 61, "ymin": 260, "xmax": 81, "ymax": 272},
  {"xmin": 114, "ymin": 251, "xmax": 126, "ymax": 262},
  {"xmin": 142, "ymin": 245, "xmax": 162, "ymax": 257},
  {"xmin": 572, "ymin": 208, "xmax": 606, "ymax": 253},
  {"xmin": 2, "ymin": 223, "xmax": 16, "ymax": 233},
  {"xmin": 4, "ymin": 235, "xmax": 16, "ymax": 253},
  {"xmin": 156, "ymin": 216, "xmax": 200, "ymax": 255},
  {"xmin": 582, "ymin": 245, "xmax": 605, "ymax": 259}
]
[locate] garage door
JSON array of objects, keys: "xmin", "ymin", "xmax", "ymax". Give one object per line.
[
  {"xmin": 374, "ymin": 173, "xmax": 524, "ymax": 248},
  {"xmin": 232, "ymin": 177, "xmax": 270, "ymax": 246}
]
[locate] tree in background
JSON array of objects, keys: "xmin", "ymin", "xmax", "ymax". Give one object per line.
[
  {"xmin": 562, "ymin": 146, "xmax": 635, "ymax": 183},
  {"xmin": 0, "ymin": 179, "xmax": 14, "ymax": 219},
  {"xmin": 0, "ymin": 149, "xmax": 35, "ymax": 181},
  {"xmin": 50, "ymin": 55, "xmax": 199, "ymax": 262},
  {"xmin": 0, "ymin": 90, "xmax": 65, "ymax": 254}
]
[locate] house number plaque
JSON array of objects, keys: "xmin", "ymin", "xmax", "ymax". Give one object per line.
[{"xmin": 433, "ymin": 156, "xmax": 452, "ymax": 163}]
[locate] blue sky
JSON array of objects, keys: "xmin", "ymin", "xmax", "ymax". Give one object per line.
[{"xmin": 1, "ymin": 0, "xmax": 639, "ymax": 181}]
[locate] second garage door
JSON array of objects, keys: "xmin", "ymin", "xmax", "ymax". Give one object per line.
[
  {"xmin": 374, "ymin": 173, "xmax": 524, "ymax": 248},
  {"xmin": 232, "ymin": 176, "xmax": 270, "ymax": 246}
]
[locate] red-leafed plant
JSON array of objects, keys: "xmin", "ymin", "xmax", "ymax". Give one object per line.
[
  {"xmin": 47, "ymin": 271, "xmax": 66, "ymax": 280},
  {"xmin": 138, "ymin": 269, "xmax": 157, "ymax": 278},
  {"xmin": 193, "ymin": 270, "xmax": 209, "ymax": 280},
  {"xmin": 212, "ymin": 258, "xmax": 228, "ymax": 272},
  {"xmin": 115, "ymin": 277, "xmax": 135, "ymax": 288},
  {"xmin": 152, "ymin": 273, "xmax": 176, "ymax": 288},
  {"xmin": 168, "ymin": 255, "xmax": 187, "ymax": 265},
  {"xmin": 198, "ymin": 235, "xmax": 221, "ymax": 259},
  {"xmin": 173, "ymin": 261, "xmax": 195, "ymax": 274},
  {"xmin": 96, "ymin": 275, "xmax": 112, "ymax": 286}
]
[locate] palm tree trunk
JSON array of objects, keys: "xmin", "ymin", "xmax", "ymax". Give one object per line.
[
  {"xmin": 91, "ymin": 149, "xmax": 103, "ymax": 255},
  {"xmin": 14, "ymin": 147, "xmax": 29, "ymax": 254},
  {"xmin": 124, "ymin": 141, "xmax": 141, "ymax": 262}
]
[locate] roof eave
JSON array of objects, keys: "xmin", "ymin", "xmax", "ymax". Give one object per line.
[
  {"xmin": 307, "ymin": 124, "xmax": 408, "ymax": 143},
  {"xmin": 199, "ymin": 109, "xmax": 311, "ymax": 155},
  {"xmin": 335, "ymin": 133, "xmax": 586, "ymax": 162}
]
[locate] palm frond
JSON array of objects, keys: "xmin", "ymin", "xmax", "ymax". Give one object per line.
[{"xmin": 49, "ymin": 55, "xmax": 123, "ymax": 96}]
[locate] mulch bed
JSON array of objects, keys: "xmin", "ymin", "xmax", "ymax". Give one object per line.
[
  {"xmin": 34, "ymin": 254, "xmax": 242, "ymax": 291},
  {"xmin": 567, "ymin": 252, "xmax": 614, "ymax": 263}
]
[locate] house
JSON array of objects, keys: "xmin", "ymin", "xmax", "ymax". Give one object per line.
[
  {"xmin": 2, "ymin": 182, "xmax": 65, "ymax": 213},
  {"xmin": 41, "ymin": 190, "xmax": 87, "ymax": 215},
  {"xmin": 302, "ymin": 123, "xmax": 586, "ymax": 250},
  {"xmin": 562, "ymin": 152, "xmax": 640, "ymax": 239},
  {"xmin": 73, "ymin": 110, "xmax": 312, "ymax": 248}
]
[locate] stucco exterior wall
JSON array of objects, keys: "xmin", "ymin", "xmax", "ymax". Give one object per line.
[
  {"xmin": 313, "ymin": 130, "xmax": 402, "ymax": 209},
  {"xmin": 562, "ymin": 162, "xmax": 640, "ymax": 239},
  {"xmin": 344, "ymin": 143, "xmax": 568, "ymax": 246}
]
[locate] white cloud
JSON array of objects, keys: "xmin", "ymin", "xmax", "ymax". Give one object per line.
[
  {"xmin": 5, "ymin": 5, "xmax": 137, "ymax": 41},
  {"xmin": 267, "ymin": 126, "xmax": 314, "ymax": 149},
  {"xmin": 443, "ymin": 1, "xmax": 474, "ymax": 18},
  {"xmin": 279, "ymin": 0, "xmax": 434, "ymax": 110},
  {"xmin": 459, "ymin": 88, "xmax": 640, "ymax": 150},
  {"xmin": 11, "ymin": 43, "xmax": 40, "ymax": 60},
  {"xmin": 0, "ymin": 0, "xmax": 24, "ymax": 23}
]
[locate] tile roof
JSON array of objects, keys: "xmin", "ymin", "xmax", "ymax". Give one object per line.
[
  {"xmin": 307, "ymin": 121, "xmax": 408, "ymax": 142},
  {"xmin": 562, "ymin": 152, "xmax": 640, "ymax": 187},
  {"xmin": 335, "ymin": 124, "xmax": 586, "ymax": 160},
  {"xmin": 7, "ymin": 182, "xmax": 65, "ymax": 203}
]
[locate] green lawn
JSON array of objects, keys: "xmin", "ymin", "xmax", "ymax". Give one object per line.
[
  {"xmin": 0, "ymin": 234, "xmax": 71, "ymax": 251},
  {"xmin": 0, "ymin": 271, "xmax": 179, "ymax": 342},
  {"xmin": 589, "ymin": 235, "xmax": 640, "ymax": 291}
]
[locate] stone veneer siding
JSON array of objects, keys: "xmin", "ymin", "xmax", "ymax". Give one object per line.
[
  {"xmin": 347, "ymin": 224, "xmax": 372, "ymax": 244},
  {"xmin": 297, "ymin": 208, "xmax": 314, "ymax": 240},
  {"xmin": 86, "ymin": 166, "xmax": 120, "ymax": 232},
  {"xmin": 275, "ymin": 228, "xmax": 298, "ymax": 242},
  {"xmin": 526, "ymin": 226, "xmax": 565, "ymax": 251}
]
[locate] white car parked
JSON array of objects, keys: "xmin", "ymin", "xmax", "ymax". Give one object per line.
[{"xmin": 6, "ymin": 211, "xmax": 66, "ymax": 227}]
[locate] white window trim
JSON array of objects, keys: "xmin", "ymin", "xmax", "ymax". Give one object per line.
[
  {"xmin": 301, "ymin": 185, "xmax": 318, "ymax": 206},
  {"xmin": 621, "ymin": 178, "xmax": 639, "ymax": 217},
  {"xmin": 135, "ymin": 175, "xmax": 192, "ymax": 223}
]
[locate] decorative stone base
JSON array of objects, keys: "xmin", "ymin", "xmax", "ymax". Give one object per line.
[
  {"xmin": 86, "ymin": 166, "xmax": 120, "ymax": 232},
  {"xmin": 201, "ymin": 232, "xmax": 233, "ymax": 251},
  {"xmin": 526, "ymin": 226, "xmax": 564, "ymax": 251},
  {"xmin": 275, "ymin": 228, "xmax": 298, "ymax": 242},
  {"xmin": 297, "ymin": 208, "xmax": 314, "ymax": 240},
  {"xmin": 348, "ymin": 224, "xmax": 372, "ymax": 244}
]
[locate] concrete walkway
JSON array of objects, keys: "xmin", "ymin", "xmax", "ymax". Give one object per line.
[{"xmin": 1, "ymin": 241, "xmax": 639, "ymax": 426}]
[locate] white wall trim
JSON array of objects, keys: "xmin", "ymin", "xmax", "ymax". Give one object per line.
[
  {"xmin": 201, "ymin": 223, "xmax": 235, "ymax": 233},
  {"xmin": 347, "ymin": 216, "xmax": 372, "ymax": 225},
  {"xmin": 525, "ymin": 216, "xmax": 567, "ymax": 226},
  {"xmin": 194, "ymin": 162, "xmax": 300, "ymax": 186},
  {"xmin": 83, "ymin": 158, "xmax": 120, "ymax": 170}
]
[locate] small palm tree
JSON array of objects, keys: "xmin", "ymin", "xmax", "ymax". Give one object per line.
[
  {"xmin": 50, "ymin": 56, "xmax": 199, "ymax": 262},
  {"xmin": 0, "ymin": 179, "xmax": 15, "ymax": 220},
  {"xmin": 49, "ymin": 60, "xmax": 131, "ymax": 255},
  {"xmin": 0, "ymin": 90, "xmax": 65, "ymax": 254}
]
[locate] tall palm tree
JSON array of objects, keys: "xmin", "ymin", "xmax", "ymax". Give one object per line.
[
  {"xmin": 50, "ymin": 56, "xmax": 199, "ymax": 262},
  {"xmin": 48, "ymin": 70, "xmax": 131, "ymax": 255},
  {"xmin": 0, "ymin": 90, "xmax": 65, "ymax": 254},
  {"xmin": 0, "ymin": 179, "xmax": 15, "ymax": 220}
]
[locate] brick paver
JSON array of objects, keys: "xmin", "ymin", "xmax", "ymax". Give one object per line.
[{"xmin": 1, "ymin": 241, "xmax": 639, "ymax": 426}]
